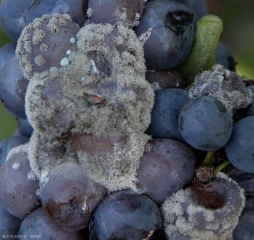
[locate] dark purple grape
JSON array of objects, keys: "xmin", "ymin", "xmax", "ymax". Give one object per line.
[
  {"xmin": 146, "ymin": 69, "xmax": 185, "ymax": 89},
  {"xmin": 224, "ymin": 165, "xmax": 254, "ymax": 196},
  {"xmin": 0, "ymin": 136, "xmax": 29, "ymax": 168},
  {"xmin": 225, "ymin": 116, "xmax": 254, "ymax": 173},
  {"xmin": 162, "ymin": 173, "xmax": 245, "ymax": 240},
  {"xmin": 40, "ymin": 162, "xmax": 107, "ymax": 231},
  {"xmin": 147, "ymin": 88, "xmax": 190, "ymax": 141},
  {"xmin": 88, "ymin": 0, "xmax": 144, "ymax": 27},
  {"xmin": 178, "ymin": 96, "xmax": 233, "ymax": 151},
  {"xmin": 135, "ymin": 0, "xmax": 194, "ymax": 70},
  {"xmin": 137, "ymin": 139, "xmax": 196, "ymax": 205},
  {"xmin": 0, "ymin": 0, "xmax": 87, "ymax": 40},
  {"xmin": 0, "ymin": 204, "xmax": 21, "ymax": 236},
  {"xmin": 216, "ymin": 42, "xmax": 236, "ymax": 71},
  {"xmin": 0, "ymin": 42, "xmax": 16, "ymax": 68},
  {"xmin": 89, "ymin": 191, "xmax": 163, "ymax": 240},
  {"xmin": 0, "ymin": 144, "xmax": 40, "ymax": 219},
  {"xmin": 0, "ymin": 57, "xmax": 28, "ymax": 118},
  {"xmin": 17, "ymin": 118, "xmax": 34, "ymax": 137},
  {"xmin": 16, "ymin": 14, "xmax": 80, "ymax": 79},
  {"xmin": 19, "ymin": 208, "xmax": 84, "ymax": 240}
]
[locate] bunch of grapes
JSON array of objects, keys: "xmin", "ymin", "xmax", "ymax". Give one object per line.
[{"xmin": 0, "ymin": 0, "xmax": 253, "ymax": 239}]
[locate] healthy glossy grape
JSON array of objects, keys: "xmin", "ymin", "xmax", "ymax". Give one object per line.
[
  {"xmin": 17, "ymin": 118, "xmax": 34, "ymax": 137},
  {"xmin": 147, "ymin": 88, "xmax": 190, "ymax": 141},
  {"xmin": 216, "ymin": 42, "xmax": 236, "ymax": 71},
  {"xmin": 89, "ymin": 191, "xmax": 163, "ymax": 240},
  {"xmin": 225, "ymin": 116, "xmax": 254, "ymax": 173},
  {"xmin": 178, "ymin": 96, "xmax": 233, "ymax": 151}
]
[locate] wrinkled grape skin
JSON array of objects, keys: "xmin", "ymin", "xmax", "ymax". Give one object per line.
[
  {"xmin": 225, "ymin": 116, "xmax": 254, "ymax": 173},
  {"xmin": 0, "ymin": 204, "xmax": 21, "ymax": 236},
  {"xmin": 19, "ymin": 208, "xmax": 85, "ymax": 240},
  {"xmin": 137, "ymin": 139, "xmax": 196, "ymax": 204},
  {"xmin": 147, "ymin": 88, "xmax": 190, "ymax": 141},
  {"xmin": 89, "ymin": 191, "xmax": 163, "ymax": 240},
  {"xmin": 135, "ymin": 0, "xmax": 194, "ymax": 70},
  {"xmin": 41, "ymin": 162, "xmax": 107, "ymax": 231},
  {"xmin": 178, "ymin": 96, "xmax": 233, "ymax": 151},
  {"xmin": 0, "ymin": 57, "xmax": 28, "ymax": 119},
  {"xmin": 0, "ymin": 153, "xmax": 40, "ymax": 219},
  {"xmin": 0, "ymin": 136, "xmax": 30, "ymax": 167},
  {"xmin": 88, "ymin": 0, "xmax": 144, "ymax": 27},
  {"xmin": 0, "ymin": 42, "xmax": 16, "ymax": 69}
]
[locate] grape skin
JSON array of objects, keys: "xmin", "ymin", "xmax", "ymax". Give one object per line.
[
  {"xmin": 137, "ymin": 139, "xmax": 196, "ymax": 205},
  {"xmin": 178, "ymin": 96, "xmax": 233, "ymax": 151},
  {"xmin": 89, "ymin": 191, "xmax": 163, "ymax": 240},
  {"xmin": 225, "ymin": 116, "xmax": 254, "ymax": 173}
]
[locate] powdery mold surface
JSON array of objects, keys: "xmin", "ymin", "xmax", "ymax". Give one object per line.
[{"xmin": 161, "ymin": 172, "xmax": 245, "ymax": 240}]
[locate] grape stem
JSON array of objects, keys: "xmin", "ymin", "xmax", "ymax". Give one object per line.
[
  {"xmin": 214, "ymin": 160, "xmax": 230, "ymax": 174},
  {"xmin": 177, "ymin": 14, "xmax": 223, "ymax": 86},
  {"xmin": 201, "ymin": 151, "xmax": 215, "ymax": 166}
]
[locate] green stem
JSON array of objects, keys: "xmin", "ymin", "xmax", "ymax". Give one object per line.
[
  {"xmin": 177, "ymin": 14, "xmax": 223, "ymax": 86},
  {"xmin": 201, "ymin": 151, "xmax": 215, "ymax": 166},
  {"xmin": 214, "ymin": 160, "xmax": 230, "ymax": 174}
]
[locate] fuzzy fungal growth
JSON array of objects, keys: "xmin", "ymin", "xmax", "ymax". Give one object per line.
[
  {"xmin": 25, "ymin": 26, "xmax": 153, "ymax": 139},
  {"xmin": 188, "ymin": 64, "xmax": 252, "ymax": 113},
  {"xmin": 16, "ymin": 14, "xmax": 80, "ymax": 80},
  {"xmin": 28, "ymin": 132, "xmax": 77, "ymax": 187},
  {"xmin": 70, "ymin": 131, "xmax": 150, "ymax": 192},
  {"xmin": 161, "ymin": 172, "xmax": 245, "ymax": 240}
]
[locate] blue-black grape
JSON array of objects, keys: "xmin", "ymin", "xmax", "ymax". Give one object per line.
[
  {"xmin": 178, "ymin": 96, "xmax": 233, "ymax": 151},
  {"xmin": 225, "ymin": 116, "xmax": 254, "ymax": 173},
  {"xmin": 137, "ymin": 139, "xmax": 196, "ymax": 204},
  {"xmin": 135, "ymin": 0, "xmax": 194, "ymax": 70},
  {"xmin": 0, "ymin": 144, "xmax": 40, "ymax": 219},
  {"xmin": 89, "ymin": 191, "xmax": 163, "ymax": 240},
  {"xmin": 0, "ymin": 57, "xmax": 28, "ymax": 119},
  {"xmin": 0, "ymin": 41, "xmax": 16, "ymax": 68},
  {"xmin": 0, "ymin": 136, "xmax": 29, "ymax": 167},
  {"xmin": 19, "ymin": 207, "xmax": 84, "ymax": 240},
  {"xmin": 41, "ymin": 162, "xmax": 107, "ymax": 231},
  {"xmin": 147, "ymin": 88, "xmax": 190, "ymax": 141}
]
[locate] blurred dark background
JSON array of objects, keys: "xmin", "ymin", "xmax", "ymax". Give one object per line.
[{"xmin": 0, "ymin": 0, "xmax": 254, "ymax": 141}]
